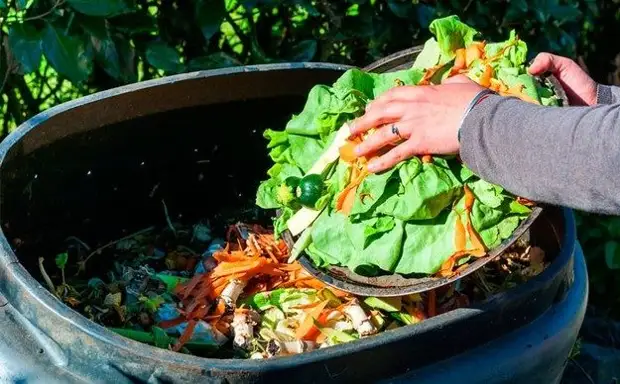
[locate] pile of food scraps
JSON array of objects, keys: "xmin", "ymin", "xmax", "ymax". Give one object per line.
[
  {"xmin": 39, "ymin": 218, "xmax": 547, "ymax": 359},
  {"xmin": 36, "ymin": 14, "xmax": 556, "ymax": 359},
  {"xmin": 256, "ymin": 15, "xmax": 561, "ymax": 279}
]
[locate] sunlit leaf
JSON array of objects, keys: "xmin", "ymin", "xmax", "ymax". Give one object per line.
[
  {"xmin": 8, "ymin": 23, "xmax": 42, "ymax": 73},
  {"xmin": 42, "ymin": 24, "xmax": 92, "ymax": 83},
  {"xmin": 66, "ymin": 0, "xmax": 132, "ymax": 17}
]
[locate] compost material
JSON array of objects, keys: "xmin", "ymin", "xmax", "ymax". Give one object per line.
[
  {"xmin": 34, "ymin": 13, "xmax": 554, "ymax": 361},
  {"xmin": 38, "ymin": 216, "xmax": 547, "ymax": 359}
]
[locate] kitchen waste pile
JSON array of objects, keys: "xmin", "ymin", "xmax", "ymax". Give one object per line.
[{"xmin": 38, "ymin": 15, "xmax": 559, "ymax": 359}]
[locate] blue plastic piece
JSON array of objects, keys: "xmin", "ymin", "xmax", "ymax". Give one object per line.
[{"xmin": 194, "ymin": 240, "xmax": 225, "ymax": 274}]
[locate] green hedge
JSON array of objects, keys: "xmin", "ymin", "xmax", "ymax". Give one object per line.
[{"xmin": 0, "ymin": 0, "xmax": 619, "ymax": 317}]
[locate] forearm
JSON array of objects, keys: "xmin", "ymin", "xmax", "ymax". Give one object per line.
[
  {"xmin": 459, "ymin": 95, "xmax": 620, "ymax": 215},
  {"xmin": 597, "ymin": 84, "xmax": 620, "ymax": 104}
]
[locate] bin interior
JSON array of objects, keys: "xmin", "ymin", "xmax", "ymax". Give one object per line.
[
  {"xmin": 0, "ymin": 67, "xmax": 568, "ymax": 374},
  {"xmin": 0, "ymin": 94, "xmax": 313, "ymax": 279}
]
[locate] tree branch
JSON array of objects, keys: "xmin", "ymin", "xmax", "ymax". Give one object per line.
[{"xmin": 22, "ymin": 0, "xmax": 66, "ymax": 22}]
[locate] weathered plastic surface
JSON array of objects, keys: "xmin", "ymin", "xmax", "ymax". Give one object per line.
[{"xmin": 0, "ymin": 58, "xmax": 586, "ymax": 383}]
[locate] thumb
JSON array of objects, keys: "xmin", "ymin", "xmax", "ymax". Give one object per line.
[
  {"xmin": 442, "ymin": 74, "xmax": 473, "ymax": 84},
  {"xmin": 528, "ymin": 53, "xmax": 567, "ymax": 76}
]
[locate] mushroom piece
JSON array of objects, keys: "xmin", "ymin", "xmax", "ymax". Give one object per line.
[
  {"xmin": 342, "ymin": 299, "xmax": 377, "ymax": 337},
  {"xmin": 266, "ymin": 340, "xmax": 317, "ymax": 357},
  {"xmin": 231, "ymin": 310, "xmax": 260, "ymax": 350},
  {"xmin": 250, "ymin": 352, "xmax": 265, "ymax": 359},
  {"xmin": 220, "ymin": 279, "xmax": 247, "ymax": 310}
]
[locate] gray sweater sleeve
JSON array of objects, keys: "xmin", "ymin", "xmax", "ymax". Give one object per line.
[
  {"xmin": 597, "ymin": 84, "xmax": 620, "ymax": 104},
  {"xmin": 459, "ymin": 84, "xmax": 620, "ymax": 215}
]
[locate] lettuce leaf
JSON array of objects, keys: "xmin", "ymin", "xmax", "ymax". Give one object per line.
[
  {"xmin": 373, "ymin": 158, "xmax": 463, "ymax": 221},
  {"xmin": 255, "ymin": 14, "xmax": 557, "ymax": 276},
  {"xmin": 333, "ymin": 67, "xmax": 426, "ymax": 99},
  {"xmin": 485, "ymin": 30, "xmax": 528, "ymax": 68},
  {"xmin": 412, "ymin": 38, "xmax": 441, "ymax": 70},
  {"xmin": 429, "ymin": 15, "xmax": 479, "ymax": 63}
]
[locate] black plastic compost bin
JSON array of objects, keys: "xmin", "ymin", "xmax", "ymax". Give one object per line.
[{"xmin": 0, "ymin": 48, "xmax": 587, "ymax": 384}]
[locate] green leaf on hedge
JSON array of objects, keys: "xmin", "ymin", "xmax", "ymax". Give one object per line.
[
  {"xmin": 42, "ymin": 24, "xmax": 92, "ymax": 83},
  {"xmin": 8, "ymin": 23, "xmax": 43, "ymax": 74},
  {"xmin": 605, "ymin": 241, "xmax": 620, "ymax": 270},
  {"xmin": 512, "ymin": 0, "xmax": 528, "ymax": 12},
  {"xmin": 16, "ymin": 0, "xmax": 28, "ymax": 10},
  {"xmin": 195, "ymin": 0, "xmax": 226, "ymax": 41},
  {"xmin": 187, "ymin": 52, "xmax": 241, "ymax": 70},
  {"xmin": 108, "ymin": 12, "xmax": 157, "ymax": 35},
  {"xmin": 387, "ymin": 0, "xmax": 413, "ymax": 18},
  {"xmin": 79, "ymin": 14, "xmax": 109, "ymax": 40},
  {"xmin": 91, "ymin": 36, "xmax": 121, "ymax": 78},
  {"xmin": 288, "ymin": 40, "xmax": 317, "ymax": 62},
  {"xmin": 145, "ymin": 42, "xmax": 184, "ymax": 73},
  {"xmin": 66, "ymin": 0, "xmax": 131, "ymax": 17},
  {"xmin": 551, "ymin": 4, "xmax": 581, "ymax": 24}
]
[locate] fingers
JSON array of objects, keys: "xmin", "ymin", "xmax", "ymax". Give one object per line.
[
  {"xmin": 350, "ymin": 101, "xmax": 411, "ymax": 136},
  {"xmin": 528, "ymin": 52, "xmax": 570, "ymax": 76},
  {"xmin": 367, "ymin": 142, "xmax": 417, "ymax": 173},
  {"xmin": 350, "ymin": 86, "xmax": 432, "ymax": 136},
  {"xmin": 442, "ymin": 74, "xmax": 473, "ymax": 84},
  {"xmin": 355, "ymin": 122, "xmax": 409, "ymax": 157},
  {"xmin": 374, "ymin": 85, "xmax": 429, "ymax": 105}
]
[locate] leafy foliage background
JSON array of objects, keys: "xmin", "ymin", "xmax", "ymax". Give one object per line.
[{"xmin": 0, "ymin": 0, "xmax": 619, "ymax": 317}]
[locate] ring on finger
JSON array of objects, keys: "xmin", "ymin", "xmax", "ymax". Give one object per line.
[{"xmin": 391, "ymin": 123, "xmax": 405, "ymax": 141}]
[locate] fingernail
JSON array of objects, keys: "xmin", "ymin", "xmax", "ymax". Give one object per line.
[{"xmin": 354, "ymin": 145, "xmax": 362, "ymax": 155}]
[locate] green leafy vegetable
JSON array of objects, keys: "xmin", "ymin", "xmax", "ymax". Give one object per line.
[
  {"xmin": 255, "ymin": 15, "xmax": 560, "ymax": 277},
  {"xmin": 429, "ymin": 15, "xmax": 479, "ymax": 63}
]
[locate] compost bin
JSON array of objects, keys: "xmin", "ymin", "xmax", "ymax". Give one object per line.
[{"xmin": 0, "ymin": 48, "xmax": 587, "ymax": 384}]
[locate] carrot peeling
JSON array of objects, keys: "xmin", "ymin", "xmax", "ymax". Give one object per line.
[{"xmin": 421, "ymin": 155, "xmax": 433, "ymax": 163}]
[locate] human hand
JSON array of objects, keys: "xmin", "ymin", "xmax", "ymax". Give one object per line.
[
  {"xmin": 528, "ymin": 53, "xmax": 597, "ymax": 106},
  {"xmin": 349, "ymin": 75, "xmax": 486, "ymax": 173}
]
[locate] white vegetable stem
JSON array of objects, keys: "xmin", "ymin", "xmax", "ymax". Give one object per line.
[
  {"xmin": 220, "ymin": 279, "xmax": 247, "ymax": 309},
  {"xmin": 267, "ymin": 340, "xmax": 317, "ymax": 357},
  {"xmin": 343, "ymin": 299, "xmax": 377, "ymax": 337},
  {"xmin": 250, "ymin": 352, "xmax": 265, "ymax": 359},
  {"xmin": 231, "ymin": 310, "xmax": 259, "ymax": 350},
  {"xmin": 287, "ymin": 123, "xmax": 352, "ymax": 237}
]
